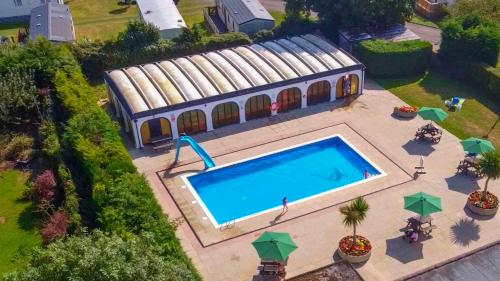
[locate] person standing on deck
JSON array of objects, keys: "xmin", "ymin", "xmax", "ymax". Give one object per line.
[{"xmin": 282, "ymin": 197, "xmax": 288, "ymax": 213}]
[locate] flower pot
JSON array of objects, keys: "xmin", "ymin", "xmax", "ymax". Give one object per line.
[
  {"xmin": 467, "ymin": 201, "xmax": 498, "ymax": 216},
  {"xmin": 393, "ymin": 108, "xmax": 417, "ymax": 118},
  {"xmin": 337, "ymin": 235, "xmax": 372, "ymax": 264},
  {"xmin": 467, "ymin": 191, "xmax": 499, "ymax": 216}
]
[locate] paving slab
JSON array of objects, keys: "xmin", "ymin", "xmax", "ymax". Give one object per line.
[{"xmin": 131, "ymin": 79, "xmax": 500, "ymax": 281}]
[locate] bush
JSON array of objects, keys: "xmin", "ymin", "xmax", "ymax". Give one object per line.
[
  {"xmin": 252, "ymin": 29, "xmax": 275, "ymax": 42},
  {"xmin": 1, "ymin": 134, "xmax": 33, "ymax": 161},
  {"xmin": 470, "ymin": 63, "xmax": 500, "ymax": 98},
  {"xmin": 117, "ymin": 21, "xmax": 161, "ymax": 51},
  {"xmin": 32, "ymin": 170, "xmax": 56, "ymax": 205},
  {"xmin": 439, "ymin": 15, "xmax": 500, "ymax": 68},
  {"xmin": 57, "ymin": 164, "xmax": 82, "ymax": 234},
  {"xmin": 4, "ymin": 231, "xmax": 197, "ymax": 281},
  {"xmin": 53, "ymin": 68, "xmax": 199, "ymax": 279},
  {"xmin": 40, "ymin": 211, "xmax": 69, "ymax": 244},
  {"xmin": 273, "ymin": 16, "xmax": 317, "ymax": 37},
  {"xmin": 39, "ymin": 120, "xmax": 60, "ymax": 164},
  {"xmin": 354, "ymin": 39, "xmax": 432, "ymax": 78},
  {"xmin": 93, "ymin": 173, "xmax": 185, "ymax": 258}
]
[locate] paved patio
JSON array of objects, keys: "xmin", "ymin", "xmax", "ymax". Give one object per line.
[{"xmin": 129, "ymin": 80, "xmax": 500, "ymax": 281}]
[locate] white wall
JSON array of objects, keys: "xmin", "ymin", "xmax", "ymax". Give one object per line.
[{"xmin": 120, "ymin": 69, "xmax": 363, "ymax": 148}]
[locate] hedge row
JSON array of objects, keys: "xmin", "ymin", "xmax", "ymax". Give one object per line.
[
  {"xmin": 53, "ymin": 70, "xmax": 200, "ymax": 279},
  {"xmin": 353, "ymin": 39, "xmax": 432, "ymax": 78},
  {"xmin": 470, "ymin": 63, "xmax": 500, "ymax": 98}
]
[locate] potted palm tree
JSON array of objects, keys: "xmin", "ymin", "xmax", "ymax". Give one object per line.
[
  {"xmin": 467, "ymin": 150, "xmax": 500, "ymax": 216},
  {"xmin": 337, "ymin": 196, "xmax": 371, "ymax": 263}
]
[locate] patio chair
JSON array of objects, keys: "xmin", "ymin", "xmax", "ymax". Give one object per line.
[{"xmin": 420, "ymin": 225, "xmax": 437, "ymax": 235}]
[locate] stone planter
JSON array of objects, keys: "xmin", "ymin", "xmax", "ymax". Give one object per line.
[
  {"xmin": 467, "ymin": 201, "xmax": 498, "ymax": 216},
  {"xmin": 337, "ymin": 235, "xmax": 372, "ymax": 264},
  {"xmin": 393, "ymin": 108, "xmax": 417, "ymax": 118},
  {"xmin": 337, "ymin": 247, "xmax": 371, "ymax": 263}
]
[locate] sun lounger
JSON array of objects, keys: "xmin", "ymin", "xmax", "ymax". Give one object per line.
[{"xmin": 445, "ymin": 97, "xmax": 465, "ymax": 110}]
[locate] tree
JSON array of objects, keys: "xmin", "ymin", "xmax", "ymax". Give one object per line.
[
  {"xmin": 117, "ymin": 20, "xmax": 161, "ymax": 51},
  {"xmin": 3, "ymin": 231, "xmax": 197, "ymax": 281},
  {"xmin": 479, "ymin": 150, "xmax": 500, "ymax": 200},
  {"xmin": 449, "ymin": 0, "xmax": 500, "ymax": 24},
  {"xmin": 439, "ymin": 14, "xmax": 500, "ymax": 67},
  {"xmin": 172, "ymin": 25, "xmax": 203, "ymax": 48},
  {"xmin": 40, "ymin": 211, "xmax": 69, "ymax": 244},
  {"xmin": 311, "ymin": 0, "xmax": 415, "ymax": 30},
  {"xmin": 339, "ymin": 196, "xmax": 369, "ymax": 248},
  {"xmin": 284, "ymin": 0, "xmax": 313, "ymax": 18}
]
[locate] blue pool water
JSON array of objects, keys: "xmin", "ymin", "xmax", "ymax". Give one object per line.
[{"xmin": 186, "ymin": 136, "xmax": 382, "ymax": 225}]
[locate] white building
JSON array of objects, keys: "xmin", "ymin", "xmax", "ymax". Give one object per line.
[
  {"xmin": 136, "ymin": 0, "xmax": 187, "ymax": 39},
  {"xmin": 0, "ymin": 0, "xmax": 62, "ymax": 23},
  {"xmin": 30, "ymin": 2, "xmax": 75, "ymax": 42},
  {"xmin": 104, "ymin": 34, "xmax": 365, "ymax": 148}
]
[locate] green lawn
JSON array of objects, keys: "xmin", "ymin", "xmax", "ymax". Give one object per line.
[
  {"xmin": 177, "ymin": 0, "xmax": 214, "ymax": 27},
  {"xmin": 0, "ymin": 22, "xmax": 28, "ymax": 39},
  {"xmin": 376, "ymin": 71, "xmax": 500, "ymax": 147},
  {"xmin": 0, "ymin": 170, "xmax": 41, "ymax": 277},
  {"xmin": 67, "ymin": 0, "xmax": 139, "ymax": 40},
  {"xmin": 408, "ymin": 14, "xmax": 441, "ymax": 29}
]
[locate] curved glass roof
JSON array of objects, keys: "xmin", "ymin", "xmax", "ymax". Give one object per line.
[
  {"xmin": 105, "ymin": 35, "xmax": 361, "ymax": 115},
  {"xmin": 174, "ymin": 58, "xmax": 219, "ymax": 97},
  {"xmin": 158, "ymin": 61, "xmax": 203, "ymax": 101},
  {"xmin": 219, "ymin": 49, "xmax": 267, "ymax": 86},
  {"xmin": 248, "ymin": 44, "xmax": 298, "ymax": 79},
  {"xmin": 233, "ymin": 46, "xmax": 284, "ymax": 83},
  {"xmin": 142, "ymin": 64, "xmax": 185, "ymax": 105},
  {"xmin": 204, "ymin": 52, "xmax": 252, "ymax": 90},
  {"xmin": 260, "ymin": 41, "xmax": 314, "ymax": 76},
  {"xmin": 302, "ymin": 34, "xmax": 356, "ymax": 66},
  {"xmin": 108, "ymin": 70, "xmax": 149, "ymax": 114},
  {"xmin": 275, "ymin": 39, "xmax": 328, "ymax": 73},
  {"xmin": 290, "ymin": 36, "xmax": 343, "ymax": 69},
  {"xmin": 123, "ymin": 67, "xmax": 168, "ymax": 109},
  {"xmin": 189, "ymin": 55, "xmax": 236, "ymax": 93}
]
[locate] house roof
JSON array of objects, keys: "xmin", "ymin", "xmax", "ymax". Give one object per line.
[
  {"xmin": 29, "ymin": 2, "xmax": 75, "ymax": 42},
  {"xmin": 219, "ymin": 0, "xmax": 274, "ymax": 25},
  {"xmin": 104, "ymin": 34, "xmax": 362, "ymax": 119},
  {"xmin": 136, "ymin": 0, "xmax": 187, "ymax": 31}
]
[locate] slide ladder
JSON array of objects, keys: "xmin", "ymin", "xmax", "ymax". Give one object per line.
[{"xmin": 174, "ymin": 135, "xmax": 215, "ymax": 169}]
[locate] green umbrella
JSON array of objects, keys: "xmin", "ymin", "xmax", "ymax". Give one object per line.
[
  {"xmin": 417, "ymin": 107, "xmax": 448, "ymax": 123},
  {"xmin": 404, "ymin": 192, "xmax": 442, "ymax": 217},
  {"xmin": 460, "ymin": 137, "xmax": 495, "ymax": 154},
  {"xmin": 252, "ymin": 231, "xmax": 298, "ymax": 262}
]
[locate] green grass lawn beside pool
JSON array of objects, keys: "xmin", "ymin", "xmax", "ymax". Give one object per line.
[
  {"xmin": 0, "ymin": 170, "xmax": 41, "ymax": 278},
  {"xmin": 376, "ymin": 71, "xmax": 500, "ymax": 147}
]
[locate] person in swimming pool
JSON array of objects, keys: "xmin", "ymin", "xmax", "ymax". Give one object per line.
[
  {"xmin": 364, "ymin": 170, "xmax": 370, "ymax": 179},
  {"xmin": 282, "ymin": 197, "xmax": 288, "ymax": 213}
]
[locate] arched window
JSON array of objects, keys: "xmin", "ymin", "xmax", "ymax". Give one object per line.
[
  {"xmin": 212, "ymin": 102, "xmax": 240, "ymax": 129},
  {"xmin": 140, "ymin": 118, "xmax": 172, "ymax": 145},
  {"xmin": 245, "ymin": 94, "xmax": 271, "ymax": 121},
  {"xmin": 307, "ymin": 80, "xmax": 330, "ymax": 105},
  {"xmin": 277, "ymin": 87, "xmax": 301, "ymax": 113},
  {"xmin": 336, "ymin": 74, "xmax": 360, "ymax": 98},
  {"xmin": 177, "ymin": 110, "xmax": 207, "ymax": 135}
]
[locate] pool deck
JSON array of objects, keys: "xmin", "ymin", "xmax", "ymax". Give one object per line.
[{"xmin": 129, "ymin": 79, "xmax": 500, "ymax": 281}]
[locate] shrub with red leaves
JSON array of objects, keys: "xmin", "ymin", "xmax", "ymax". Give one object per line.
[
  {"xmin": 40, "ymin": 211, "xmax": 69, "ymax": 244},
  {"xmin": 32, "ymin": 170, "xmax": 56, "ymax": 204}
]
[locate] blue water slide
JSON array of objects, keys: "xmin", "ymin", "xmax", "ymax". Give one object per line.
[{"xmin": 174, "ymin": 136, "xmax": 215, "ymax": 169}]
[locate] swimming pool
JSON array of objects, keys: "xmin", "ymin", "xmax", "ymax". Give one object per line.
[{"xmin": 183, "ymin": 135, "xmax": 384, "ymax": 227}]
